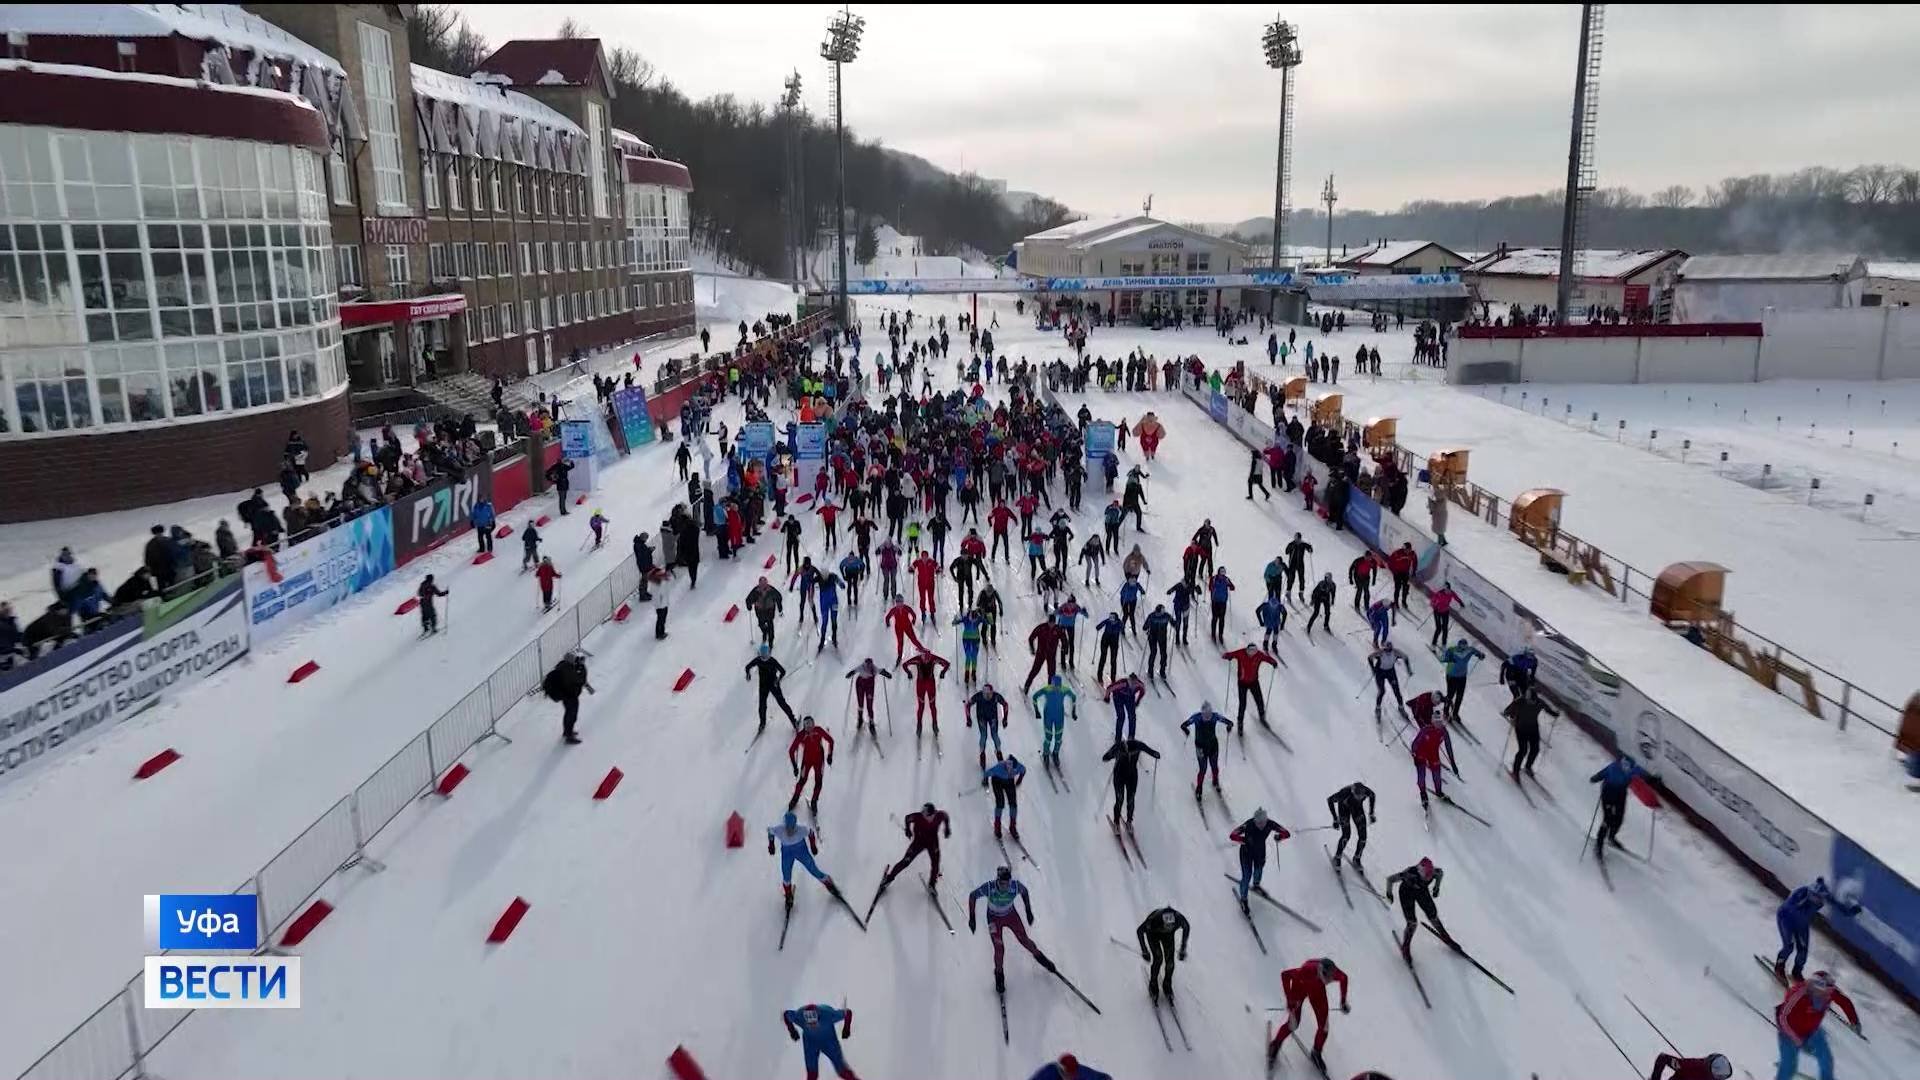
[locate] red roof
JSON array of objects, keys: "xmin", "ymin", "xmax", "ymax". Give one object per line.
[
  {"xmin": 475, "ymin": 39, "xmax": 611, "ymax": 97},
  {"xmin": 625, "ymin": 156, "xmax": 693, "ymax": 191}
]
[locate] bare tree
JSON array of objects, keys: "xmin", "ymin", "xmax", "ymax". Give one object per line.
[
  {"xmin": 1898, "ymin": 170, "xmax": 1920, "ymax": 206},
  {"xmin": 556, "ymin": 17, "xmax": 590, "ymax": 40},
  {"xmin": 1848, "ymin": 164, "xmax": 1899, "ymax": 206},
  {"xmin": 605, "ymin": 45, "xmax": 655, "ymax": 92},
  {"xmin": 407, "ymin": 5, "xmax": 490, "ymax": 76},
  {"xmin": 1652, "ymin": 184, "xmax": 1695, "ymax": 209}
]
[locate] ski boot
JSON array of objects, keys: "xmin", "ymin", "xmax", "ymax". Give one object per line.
[
  {"xmin": 1399, "ymin": 936, "xmax": 1412, "ymax": 962},
  {"xmin": 993, "ymin": 819, "xmax": 1003, "ymax": 839},
  {"xmin": 1147, "ymin": 980, "xmax": 1159, "ymax": 1004},
  {"xmin": 994, "ymin": 969, "xmax": 1006, "ymax": 994},
  {"xmin": 979, "ymin": 750, "xmax": 988, "ymax": 770},
  {"xmin": 1162, "ymin": 981, "xmax": 1175, "ymax": 1003},
  {"xmin": 1193, "ymin": 782, "xmax": 1204, "ymax": 800},
  {"xmin": 1309, "ymin": 1048, "xmax": 1326, "ymax": 1072},
  {"xmin": 1009, "ymin": 823, "xmax": 1021, "ymax": 842},
  {"xmin": 783, "ymin": 883, "xmax": 795, "ymax": 909},
  {"xmin": 1266, "ymin": 1040, "xmax": 1282, "ymax": 1070},
  {"xmin": 1773, "ymin": 957, "xmax": 1788, "ymax": 983},
  {"xmin": 808, "ymin": 797, "xmax": 819, "ymax": 815},
  {"xmin": 1238, "ymin": 894, "xmax": 1252, "ymax": 917}
]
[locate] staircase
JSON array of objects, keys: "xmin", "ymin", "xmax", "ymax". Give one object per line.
[{"xmin": 415, "ymin": 372, "xmax": 500, "ymax": 418}]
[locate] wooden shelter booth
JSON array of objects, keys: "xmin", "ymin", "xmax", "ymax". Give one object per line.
[
  {"xmin": 1426, "ymin": 448, "xmax": 1470, "ymax": 487},
  {"xmin": 1311, "ymin": 393, "xmax": 1343, "ymax": 427},
  {"xmin": 1363, "ymin": 417, "xmax": 1398, "ymax": 449},
  {"xmin": 1282, "ymin": 376, "xmax": 1308, "ymax": 402},
  {"xmin": 1650, "ymin": 562, "xmax": 1729, "ymax": 625},
  {"xmin": 1509, "ymin": 488, "xmax": 1565, "ymax": 547}
]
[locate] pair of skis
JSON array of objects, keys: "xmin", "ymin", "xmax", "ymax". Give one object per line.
[
  {"xmin": 1151, "ymin": 993, "xmax": 1192, "ymax": 1052},
  {"xmin": 995, "ymin": 964, "xmax": 1104, "ymax": 1044},
  {"xmin": 778, "ymin": 881, "xmax": 869, "ymax": 951},
  {"xmin": 1110, "ymin": 818, "xmax": 1147, "ymax": 867},
  {"xmin": 1222, "ymin": 874, "xmax": 1325, "ymax": 933},
  {"xmin": 1419, "ymin": 919, "xmax": 1514, "ymax": 994}
]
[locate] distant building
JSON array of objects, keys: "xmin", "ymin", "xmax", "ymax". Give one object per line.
[
  {"xmin": 1672, "ymin": 254, "xmax": 1867, "ymax": 321},
  {"xmin": 1463, "ymin": 246, "xmax": 1686, "ymax": 316},
  {"xmin": 1012, "ymin": 215, "xmax": 1249, "ymax": 319},
  {"xmin": 1865, "ymin": 262, "xmax": 1920, "ymax": 308},
  {"xmin": 1334, "ymin": 240, "xmax": 1467, "ymax": 277}
]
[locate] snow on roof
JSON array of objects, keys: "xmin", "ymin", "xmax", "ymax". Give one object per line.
[
  {"xmin": 409, "ymin": 63, "xmax": 587, "ymax": 174},
  {"xmin": 475, "ymin": 38, "xmax": 608, "ymax": 93},
  {"xmin": 1340, "ymin": 240, "xmax": 1457, "ymax": 268},
  {"xmin": 612, "ymin": 127, "xmax": 654, "ymax": 156},
  {"xmin": 1678, "ymin": 253, "xmax": 1865, "ymax": 282},
  {"xmin": 3, "ymin": 3, "xmax": 344, "ymax": 77},
  {"xmin": 1868, "ymin": 261, "xmax": 1920, "ymax": 282},
  {"xmin": 1024, "ymin": 216, "xmax": 1133, "ymax": 242},
  {"xmin": 0, "ymin": 56, "xmax": 319, "ymax": 109},
  {"xmin": 1468, "ymin": 247, "xmax": 1682, "ymax": 280}
]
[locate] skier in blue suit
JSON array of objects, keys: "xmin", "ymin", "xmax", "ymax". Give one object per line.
[
  {"xmin": 1774, "ymin": 877, "xmax": 1861, "ymax": 982},
  {"xmin": 782, "ymin": 1002, "xmax": 859, "ymax": 1080}
]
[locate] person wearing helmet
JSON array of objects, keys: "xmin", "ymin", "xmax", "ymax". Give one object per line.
[
  {"xmin": 1775, "ymin": 970, "xmax": 1860, "ymax": 1080},
  {"xmin": 587, "ymin": 507, "xmax": 609, "ymax": 549},
  {"xmin": 745, "ymin": 642, "xmax": 799, "ymax": 733},
  {"xmin": 1773, "ymin": 877, "xmax": 1863, "ymax": 983},
  {"xmin": 1026, "ymin": 1052, "xmax": 1112, "ymax": 1080},
  {"xmin": 1228, "ymin": 808, "xmax": 1292, "ymax": 911},
  {"xmin": 1384, "ymin": 857, "xmax": 1452, "ymax": 960},
  {"xmin": 967, "ymin": 864, "xmax": 1054, "ymax": 994},
  {"xmin": 1307, "ymin": 571, "xmax": 1337, "ymax": 636},
  {"xmin": 1030, "ymin": 675, "xmax": 1077, "ymax": 771},
  {"xmin": 1650, "ymin": 1052, "xmax": 1734, "ymax": 1080},
  {"xmin": 416, "ymin": 573, "xmax": 449, "ymax": 636},
  {"xmin": 767, "ymin": 810, "xmax": 837, "ymax": 906},
  {"xmin": 746, "ymin": 576, "xmax": 784, "ymax": 649},
  {"xmin": 1500, "ymin": 644, "xmax": 1538, "ymax": 700},
  {"xmin": 786, "ymin": 716, "xmax": 836, "ymax": 815},
  {"xmin": 782, "ymin": 1001, "xmax": 860, "ymax": 1080},
  {"xmin": 879, "ymin": 802, "xmax": 952, "ymax": 892},
  {"xmin": 1180, "ymin": 702, "xmax": 1235, "ymax": 797},
  {"xmin": 1587, "ymin": 751, "xmax": 1650, "ymax": 862},
  {"xmin": 1265, "ymin": 956, "xmax": 1350, "ymax": 1071},
  {"xmin": 1135, "ymin": 906, "xmax": 1191, "ymax": 1003}
]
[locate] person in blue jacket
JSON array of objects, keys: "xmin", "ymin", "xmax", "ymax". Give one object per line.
[
  {"xmin": 1165, "ymin": 580, "xmax": 1196, "ymax": 646},
  {"xmin": 816, "ymin": 572, "xmax": 841, "ymax": 652},
  {"xmin": 1206, "ymin": 567, "xmax": 1235, "ymax": 644},
  {"xmin": 1255, "ymin": 594, "xmax": 1287, "ymax": 652},
  {"xmin": 782, "ymin": 1002, "xmax": 860, "ymax": 1080},
  {"xmin": 1117, "ymin": 578, "xmax": 1146, "ymax": 634},
  {"xmin": 982, "ymin": 755, "xmax": 1027, "ymax": 839},
  {"xmin": 1774, "ymin": 877, "xmax": 1862, "ymax": 982},
  {"xmin": 1031, "ymin": 677, "xmax": 1077, "ymax": 770},
  {"xmin": 1027, "ymin": 1053, "xmax": 1112, "ymax": 1080},
  {"xmin": 470, "ymin": 497, "xmax": 495, "ymax": 554},
  {"xmin": 1092, "ymin": 612, "xmax": 1126, "ymax": 682},
  {"xmin": 1500, "ymin": 644, "xmax": 1538, "ymax": 700},
  {"xmin": 1587, "ymin": 752, "xmax": 1648, "ymax": 861},
  {"xmin": 1438, "ymin": 638, "xmax": 1484, "ymax": 719}
]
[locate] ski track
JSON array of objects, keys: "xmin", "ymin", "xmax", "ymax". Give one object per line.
[{"xmin": 12, "ymin": 292, "xmax": 1916, "ymax": 1080}]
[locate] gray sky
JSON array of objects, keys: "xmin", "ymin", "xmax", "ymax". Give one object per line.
[{"xmin": 458, "ymin": 4, "xmax": 1919, "ymax": 223}]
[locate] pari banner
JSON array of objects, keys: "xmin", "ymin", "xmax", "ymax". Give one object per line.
[{"xmin": 610, "ymin": 386, "xmax": 656, "ymax": 449}]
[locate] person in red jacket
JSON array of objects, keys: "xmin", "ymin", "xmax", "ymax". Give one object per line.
[
  {"xmin": 787, "ymin": 716, "xmax": 836, "ymax": 813},
  {"xmin": 1024, "ymin": 620, "xmax": 1065, "ymax": 693},
  {"xmin": 1265, "ymin": 957, "xmax": 1350, "ymax": 1071},
  {"xmin": 885, "ymin": 598, "xmax": 925, "ymax": 665},
  {"xmin": 1649, "ymin": 1052, "xmax": 1732, "ymax": 1080},
  {"xmin": 1015, "ymin": 492, "xmax": 1040, "ymax": 536},
  {"xmin": 1775, "ymin": 971, "xmax": 1861, "ymax": 1080},
  {"xmin": 535, "ymin": 556, "xmax": 562, "ymax": 611},
  {"xmin": 901, "ymin": 649, "xmax": 951, "ymax": 733},
  {"xmin": 1409, "ymin": 712, "xmax": 1457, "ymax": 809},
  {"xmin": 844, "ymin": 658, "xmax": 893, "ymax": 732},
  {"xmin": 1386, "ymin": 542, "xmax": 1418, "ymax": 611},
  {"xmin": 1222, "ymin": 643, "xmax": 1279, "ymax": 730},
  {"xmin": 960, "ymin": 529, "xmax": 987, "ymax": 561},
  {"xmin": 1428, "ymin": 582, "xmax": 1460, "ymax": 650},
  {"xmin": 911, "ymin": 552, "xmax": 941, "ymax": 617},
  {"xmin": 881, "ymin": 801, "xmax": 952, "ymax": 888},
  {"xmin": 987, "ymin": 502, "xmax": 1015, "ymax": 564},
  {"xmin": 814, "ymin": 500, "xmax": 842, "ymax": 553}
]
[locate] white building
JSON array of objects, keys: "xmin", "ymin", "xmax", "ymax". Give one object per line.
[
  {"xmin": 1463, "ymin": 246, "xmax": 1686, "ymax": 316},
  {"xmin": 1865, "ymin": 262, "xmax": 1920, "ymax": 308},
  {"xmin": 1334, "ymin": 240, "xmax": 1467, "ymax": 276},
  {"xmin": 1672, "ymin": 253, "xmax": 1868, "ymax": 322},
  {"xmin": 1012, "ymin": 215, "xmax": 1249, "ymax": 319}
]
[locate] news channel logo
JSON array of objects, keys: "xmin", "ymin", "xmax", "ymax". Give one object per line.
[{"xmin": 142, "ymin": 894, "xmax": 301, "ymax": 1009}]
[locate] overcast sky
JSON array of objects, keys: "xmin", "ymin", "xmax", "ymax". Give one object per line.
[{"xmin": 458, "ymin": 4, "xmax": 1919, "ymax": 224}]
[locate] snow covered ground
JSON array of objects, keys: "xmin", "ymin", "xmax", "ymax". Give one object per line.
[{"xmin": 11, "ymin": 291, "xmax": 1916, "ymax": 1080}]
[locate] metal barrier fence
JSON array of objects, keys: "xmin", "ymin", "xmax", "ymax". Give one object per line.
[{"xmin": 16, "ymin": 536, "xmax": 651, "ymax": 1080}]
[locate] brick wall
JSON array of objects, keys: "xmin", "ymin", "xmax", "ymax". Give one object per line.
[
  {"xmin": 465, "ymin": 304, "xmax": 696, "ymax": 380},
  {"xmin": 0, "ymin": 393, "xmax": 351, "ymax": 523}
]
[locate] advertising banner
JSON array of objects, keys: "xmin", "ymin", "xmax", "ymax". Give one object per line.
[
  {"xmin": 1084, "ymin": 421, "xmax": 1116, "ymax": 460},
  {"xmin": 243, "ymin": 508, "xmax": 395, "ymax": 642},
  {"xmin": 560, "ymin": 419, "xmax": 595, "ymax": 493},
  {"xmin": 1208, "ymin": 391, "xmax": 1230, "ymax": 424},
  {"xmin": 610, "ymin": 386, "xmax": 655, "ymax": 449},
  {"xmin": 1827, "ymin": 836, "xmax": 1920, "ymax": 1002},
  {"xmin": 392, "ymin": 468, "xmax": 493, "ymax": 568},
  {"xmin": 1431, "ymin": 549, "xmax": 1527, "ymax": 657},
  {"xmin": 794, "ymin": 422, "xmax": 827, "ymax": 493},
  {"xmin": 740, "ymin": 421, "xmax": 776, "ymax": 462},
  {"xmin": 1, "ymin": 579, "xmax": 247, "ymax": 781},
  {"xmin": 1342, "ymin": 489, "xmax": 1384, "ymax": 550}
]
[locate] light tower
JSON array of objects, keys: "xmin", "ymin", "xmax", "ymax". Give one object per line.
[
  {"xmin": 780, "ymin": 70, "xmax": 804, "ymax": 284},
  {"xmin": 1261, "ymin": 17, "xmax": 1303, "ymax": 273},
  {"xmin": 1556, "ymin": 3, "xmax": 1605, "ymax": 322},
  {"xmin": 820, "ymin": 7, "xmax": 865, "ymax": 325},
  {"xmin": 1320, "ymin": 173, "xmax": 1337, "ymax": 266}
]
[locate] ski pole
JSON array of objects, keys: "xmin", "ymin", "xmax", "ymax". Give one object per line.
[
  {"xmin": 1623, "ymin": 994, "xmax": 1680, "ymax": 1055},
  {"xmin": 1579, "ymin": 793, "xmax": 1601, "ymax": 858}
]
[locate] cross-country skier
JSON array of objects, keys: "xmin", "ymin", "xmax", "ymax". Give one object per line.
[
  {"xmin": 782, "ymin": 514, "xmax": 804, "ymax": 576},
  {"xmin": 535, "ymin": 556, "xmax": 562, "ymax": 611},
  {"xmin": 1384, "ymin": 857, "xmax": 1453, "ymax": 959},
  {"xmin": 885, "ymin": 595, "xmax": 926, "ymax": 665},
  {"xmin": 968, "ymin": 682, "xmax": 1011, "ymax": 768},
  {"xmin": 1030, "ymin": 675, "xmax": 1076, "ymax": 770},
  {"xmin": 1773, "ymin": 878, "xmax": 1862, "ymax": 982},
  {"xmin": 952, "ymin": 608, "xmax": 986, "ymax": 684},
  {"xmin": 1223, "ymin": 642, "xmax": 1278, "ymax": 730},
  {"xmin": 791, "ymin": 559, "xmax": 821, "ymax": 627},
  {"xmin": 1103, "ymin": 501, "xmax": 1125, "ymax": 554},
  {"xmin": 1438, "ymin": 637, "xmax": 1484, "ymax": 719},
  {"xmin": 881, "ymin": 802, "xmax": 951, "ymax": 888},
  {"xmin": 950, "ymin": 549, "xmax": 986, "ymax": 611},
  {"xmin": 768, "ymin": 810, "xmax": 837, "ymax": 902},
  {"xmin": 747, "ymin": 576, "xmax": 785, "ymax": 648},
  {"xmin": 816, "ymin": 572, "xmax": 842, "ymax": 650},
  {"xmin": 1181, "ymin": 702, "xmax": 1234, "ymax": 796},
  {"xmin": 1775, "ymin": 971, "xmax": 1861, "ymax": 1080},
  {"xmin": 1137, "ymin": 907, "xmax": 1191, "ymax": 1003},
  {"xmin": 521, "ymin": 520, "xmax": 542, "ymax": 569},
  {"xmin": 1649, "ymin": 1052, "xmax": 1733, "ymax": 1080},
  {"xmin": 844, "ymin": 658, "xmax": 892, "ymax": 732},
  {"xmin": 1229, "ymin": 808, "xmax": 1291, "ymax": 912},
  {"xmin": 1366, "ymin": 598, "xmax": 1393, "ymax": 648},
  {"xmin": 746, "ymin": 643, "xmax": 800, "ymax": 732},
  {"xmin": 1192, "ymin": 519, "xmax": 1219, "ymax": 577},
  {"xmin": 1053, "ymin": 597, "xmax": 1085, "ymax": 670},
  {"xmin": 416, "ymin": 575, "xmax": 448, "ymax": 635},
  {"xmin": 1428, "ymin": 582, "xmax": 1461, "ymax": 650},
  {"xmin": 1165, "ymin": 580, "xmax": 1197, "ymax": 646},
  {"xmin": 1500, "ymin": 644, "xmax": 1538, "ymax": 699},
  {"xmin": 839, "ymin": 552, "xmax": 867, "ymax": 611},
  {"xmin": 1093, "ymin": 611, "xmax": 1126, "ymax": 682},
  {"xmin": 1265, "ymin": 957, "xmax": 1350, "ymax": 1071},
  {"xmin": 1079, "ymin": 536, "xmax": 1106, "ymax": 587},
  {"xmin": 1502, "ymin": 685, "xmax": 1556, "ymax": 780},
  {"xmin": 1102, "ymin": 737, "xmax": 1160, "ymax": 826},
  {"xmin": 969, "ymin": 864, "xmax": 1053, "ymax": 992},
  {"xmin": 902, "ymin": 649, "xmax": 951, "ymax": 734},
  {"xmin": 977, "ymin": 582, "xmax": 1004, "ymax": 652},
  {"xmin": 588, "ymin": 508, "xmax": 609, "ymax": 548},
  {"xmin": 1025, "ymin": 1054, "xmax": 1111, "ymax": 1080},
  {"xmin": 1369, "ymin": 641, "xmax": 1412, "ymax": 715},
  {"xmin": 782, "ymin": 1002, "xmax": 860, "ymax": 1080},
  {"xmin": 1255, "ymin": 593, "xmax": 1287, "ymax": 652},
  {"xmin": 1386, "ymin": 542, "xmax": 1417, "ymax": 610},
  {"xmin": 1118, "ymin": 577, "xmax": 1147, "ymax": 635},
  {"xmin": 1101, "ymin": 673, "xmax": 1146, "ymax": 742},
  {"xmin": 1588, "ymin": 751, "xmax": 1649, "ymax": 861},
  {"xmin": 1023, "ymin": 618, "xmax": 1065, "ymax": 692},
  {"xmin": 787, "ymin": 716, "xmax": 836, "ymax": 814},
  {"xmin": 1349, "ymin": 552, "xmax": 1378, "ymax": 613},
  {"xmin": 1410, "ymin": 710, "xmax": 1457, "ymax": 808},
  {"xmin": 911, "ymin": 551, "xmax": 941, "ymax": 617},
  {"xmin": 1307, "ymin": 573, "xmax": 1336, "ymax": 635},
  {"xmin": 1206, "ymin": 567, "xmax": 1235, "ymax": 643},
  {"xmin": 982, "ymin": 756, "xmax": 1027, "ymax": 839},
  {"xmin": 1143, "ymin": 605, "xmax": 1173, "ymax": 680},
  {"xmin": 1284, "ymin": 533, "xmax": 1313, "ymax": 599},
  {"xmin": 1328, "ymin": 782, "xmax": 1377, "ymax": 866}
]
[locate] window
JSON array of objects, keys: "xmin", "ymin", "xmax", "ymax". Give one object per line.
[
  {"xmin": 490, "ymin": 166, "xmax": 503, "ymax": 212},
  {"xmin": 495, "ymin": 243, "xmax": 509, "ymax": 279},
  {"xmin": 469, "ymin": 163, "xmax": 482, "ymax": 212},
  {"xmin": 500, "ymin": 302, "xmax": 515, "ymax": 337},
  {"xmin": 540, "ymin": 295, "xmax": 552, "ymax": 330},
  {"xmin": 533, "ymin": 175, "xmax": 544, "ymax": 216},
  {"xmin": 447, "ymin": 160, "xmax": 462, "ymax": 211},
  {"xmin": 514, "ymin": 172, "xmax": 527, "ymax": 215},
  {"xmin": 455, "ymin": 242, "xmax": 471, "ymax": 279},
  {"xmin": 480, "ymin": 306, "xmax": 496, "ymax": 341},
  {"xmin": 1185, "ymin": 252, "xmax": 1211, "ymax": 273},
  {"xmin": 587, "ymin": 102, "xmax": 609, "ymax": 218},
  {"xmin": 476, "ymin": 242, "xmax": 490, "ymax": 277},
  {"xmin": 329, "ymin": 145, "xmax": 351, "ymax": 205},
  {"xmin": 523, "ymin": 299, "xmax": 534, "ymax": 333},
  {"xmin": 654, "ymin": 281, "xmax": 665, "ymax": 309},
  {"xmin": 534, "ymin": 243, "xmax": 545, "ymax": 274},
  {"xmin": 357, "ymin": 22, "xmax": 407, "ymax": 211},
  {"xmin": 385, "ymin": 244, "xmax": 408, "ymax": 287},
  {"xmin": 428, "ymin": 242, "xmax": 448, "ymax": 280},
  {"xmin": 335, "ymin": 244, "xmax": 362, "ymax": 287},
  {"xmin": 422, "ymin": 156, "xmax": 440, "ymax": 210},
  {"xmin": 519, "ymin": 241, "xmax": 531, "ymax": 274},
  {"xmin": 551, "ymin": 240, "xmax": 562, "ymax": 271},
  {"xmin": 463, "ymin": 309, "xmax": 476, "ymax": 344}
]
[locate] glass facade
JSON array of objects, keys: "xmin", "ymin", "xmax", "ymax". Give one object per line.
[
  {"xmin": 0, "ymin": 124, "xmax": 344, "ymax": 436},
  {"xmin": 625, "ymin": 184, "xmax": 689, "ymax": 274}
]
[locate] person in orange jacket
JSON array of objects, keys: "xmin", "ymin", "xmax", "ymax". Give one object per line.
[{"xmin": 1265, "ymin": 957, "xmax": 1350, "ymax": 1071}]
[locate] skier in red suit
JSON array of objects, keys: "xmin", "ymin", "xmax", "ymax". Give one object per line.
[
  {"xmin": 1265, "ymin": 957, "xmax": 1350, "ymax": 1071},
  {"xmin": 787, "ymin": 716, "xmax": 835, "ymax": 813}
]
